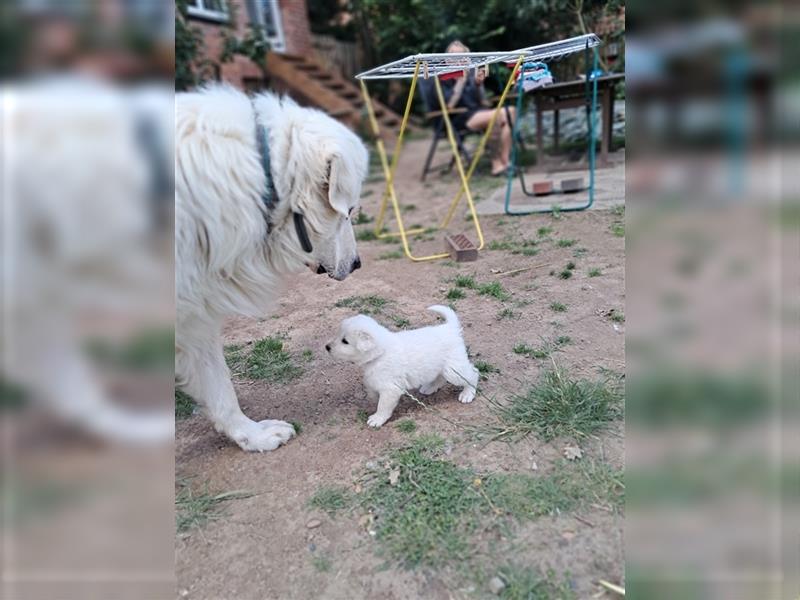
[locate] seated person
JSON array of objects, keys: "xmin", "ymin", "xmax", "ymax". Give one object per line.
[{"xmin": 443, "ymin": 40, "xmax": 516, "ymax": 176}]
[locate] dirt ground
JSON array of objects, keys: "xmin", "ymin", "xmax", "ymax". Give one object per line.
[{"xmin": 175, "ymin": 138, "xmax": 625, "ymax": 600}]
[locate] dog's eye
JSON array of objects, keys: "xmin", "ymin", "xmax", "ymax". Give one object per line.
[{"xmin": 342, "ymin": 338, "xmax": 349, "ymax": 344}]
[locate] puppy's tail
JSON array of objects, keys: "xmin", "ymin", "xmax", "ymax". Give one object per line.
[{"xmin": 427, "ymin": 305, "xmax": 461, "ymax": 330}]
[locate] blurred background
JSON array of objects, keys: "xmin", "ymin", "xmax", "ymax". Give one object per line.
[
  {"xmin": 625, "ymin": 1, "xmax": 795, "ymax": 599},
  {"xmin": 2, "ymin": 1, "xmax": 175, "ymax": 599}
]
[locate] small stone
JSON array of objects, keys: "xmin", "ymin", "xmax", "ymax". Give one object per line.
[
  {"xmin": 365, "ymin": 460, "xmax": 378, "ymax": 471},
  {"xmin": 306, "ymin": 519, "xmax": 322, "ymax": 529},
  {"xmin": 389, "ymin": 468, "xmax": 400, "ymax": 486},
  {"xmin": 489, "ymin": 576, "xmax": 506, "ymax": 595},
  {"xmin": 308, "ymin": 543, "xmax": 316, "ymax": 552}
]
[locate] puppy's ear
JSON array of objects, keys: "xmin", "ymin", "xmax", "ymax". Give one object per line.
[
  {"xmin": 354, "ymin": 329, "xmax": 374, "ymax": 353},
  {"xmin": 323, "ymin": 154, "xmax": 350, "ymax": 217}
]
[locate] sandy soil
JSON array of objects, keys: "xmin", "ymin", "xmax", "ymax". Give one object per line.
[{"xmin": 176, "ymin": 139, "xmax": 625, "ymax": 599}]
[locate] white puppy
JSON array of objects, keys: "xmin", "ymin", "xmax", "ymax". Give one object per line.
[{"xmin": 327, "ymin": 305, "xmax": 479, "ymax": 427}]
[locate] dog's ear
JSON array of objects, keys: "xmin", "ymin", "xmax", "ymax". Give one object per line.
[
  {"xmin": 323, "ymin": 154, "xmax": 350, "ymax": 217},
  {"xmin": 354, "ymin": 329, "xmax": 374, "ymax": 353}
]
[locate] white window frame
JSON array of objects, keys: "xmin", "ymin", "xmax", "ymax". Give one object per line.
[
  {"xmin": 186, "ymin": 0, "xmax": 229, "ymax": 23},
  {"xmin": 248, "ymin": 0, "xmax": 286, "ymax": 53}
]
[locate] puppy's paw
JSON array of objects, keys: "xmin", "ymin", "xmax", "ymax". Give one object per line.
[
  {"xmin": 231, "ymin": 419, "xmax": 296, "ymax": 452},
  {"xmin": 458, "ymin": 388, "xmax": 476, "ymax": 404},
  {"xmin": 419, "ymin": 381, "xmax": 441, "ymax": 395},
  {"xmin": 367, "ymin": 413, "xmax": 390, "ymax": 428}
]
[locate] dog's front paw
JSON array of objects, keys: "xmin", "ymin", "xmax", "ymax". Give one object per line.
[
  {"xmin": 231, "ymin": 419, "xmax": 296, "ymax": 452},
  {"xmin": 367, "ymin": 413, "xmax": 390, "ymax": 428}
]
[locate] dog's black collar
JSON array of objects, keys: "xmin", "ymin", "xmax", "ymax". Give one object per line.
[{"xmin": 253, "ymin": 101, "xmax": 313, "ymax": 254}]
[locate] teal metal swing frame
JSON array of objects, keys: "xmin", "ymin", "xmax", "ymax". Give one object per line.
[{"xmin": 503, "ymin": 42, "xmax": 601, "ymax": 215}]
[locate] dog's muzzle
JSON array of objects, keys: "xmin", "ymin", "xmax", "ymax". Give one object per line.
[{"xmin": 313, "ymin": 257, "xmax": 361, "ymax": 279}]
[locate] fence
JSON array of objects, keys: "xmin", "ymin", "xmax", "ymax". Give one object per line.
[{"xmin": 310, "ymin": 33, "xmax": 362, "ymax": 79}]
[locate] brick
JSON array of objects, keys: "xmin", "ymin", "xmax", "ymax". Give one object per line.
[
  {"xmin": 445, "ymin": 234, "xmax": 478, "ymax": 262},
  {"xmin": 532, "ymin": 181, "xmax": 553, "ymax": 196},
  {"xmin": 560, "ymin": 177, "xmax": 584, "ymax": 193}
]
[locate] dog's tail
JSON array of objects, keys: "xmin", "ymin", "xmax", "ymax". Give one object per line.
[{"xmin": 427, "ymin": 305, "xmax": 461, "ymax": 330}]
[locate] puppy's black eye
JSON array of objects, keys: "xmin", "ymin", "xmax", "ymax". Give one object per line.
[{"xmin": 342, "ymin": 338, "xmax": 349, "ymax": 344}]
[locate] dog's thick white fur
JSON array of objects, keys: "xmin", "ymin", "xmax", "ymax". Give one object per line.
[
  {"xmin": 327, "ymin": 305, "xmax": 479, "ymax": 427},
  {"xmin": 176, "ymin": 86, "xmax": 368, "ymax": 452}
]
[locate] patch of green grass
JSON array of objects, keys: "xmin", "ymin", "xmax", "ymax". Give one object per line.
[
  {"xmin": 475, "ymin": 360, "xmax": 500, "ymax": 379},
  {"xmin": 402, "ymin": 204, "xmax": 417, "ymax": 212},
  {"xmin": 609, "ymin": 309, "xmax": 625, "ymax": 323},
  {"xmin": 488, "ymin": 238, "xmax": 539, "ymax": 255},
  {"xmin": 356, "ymin": 228, "xmax": 379, "ymax": 241},
  {"xmin": 549, "ymin": 302, "xmax": 567, "ymax": 313},
  {"xmin": 588, "ymin": 268, "xmax": 603, "ymax": 277},
  {"xmin": 555, "ymin": 335, "xmax": 572, "ymax": 346},
  {"xmin": 477, "ymin": 281, "xmax": 511, "ymax": 301},
  {"xmin": 556, "ymin": 238, "xmax": 576, "ymax": 248},
  {"xmin": 488, "ymin": 367, "xmax": 623, "ymax": 441},
  {"xmin": 454, "ymin": 274, "xmax": 477, "ymax": 289},
  {"xmin": 335, "ymin": 295, "xmax": 390, "ymax": 315},
  {"xmin": 290, "ymin": 421, "xmax": 303, "ymax": 435},
  {"xmin": 486, "ymin": 459, "xmax": 623, "ymax": 519},
  {"xmin": 537, "ymin": 226, "xmax": 553, "ymax": 237},
  {"xmin": 176, "ymin": 479, "xmax": 253, "ymax": 533},
  {"xmin": 396, "ymin": 419, "xmax": 417, "ymax": 434},
  {"xmin": 558, "ymin": 269, "xmax": 573, "ymax": 279},
  {"xmin": 311, "ymin": 554, "xmax": 332, "ymax": 572},
  {"xmin": 392, "ymin": 316, "xmax": 411, "ymax": 329},
  {"xmin": 243, "ymin": 337, "xmax": 304, "ymax": 382},
  {"xmin": 572, "ymin": 247, "xmax": 588, "ymax": 258},
  {"xmin": 361, "ymin": 435, "xmax": 481, "ymax": 567},
  {"xmin": 497, "ymin": 308, "xmax": 519, "ymax": 320},
  {"xmin": 175, "ymin": 390, "xmax": 196, "ymax": 419},
  {"xmin": 309, "ymin": 485, "xmax": 352, "ymax": 515},
  {"xmin": 611, "ymin": 204, "xmax": 625, "ymax": 217},
  {"xmin": 515, "ymin": 335, "xmax": 560, "ymax": 360},
  {"xmin": 354, "ymin": 211, "xmax": 373, "ymax": 224},
  {"xmin": 359, "ymin": 434, "xmax": 622, "ymax": 569},
  {"xmin": 86, "ymin": 328, "xmax": 174, "ymax": 372},
  {"xmin": 379, "ymin": 250, "xmax": 404, "ymax": 260},
  {"xmin": 301, "ymin": 349, "xmax": 313, "ymax": 361},
  {"xmin": 550, "ymin": 206, "xmax": 562, "ymax": 219},
  {"xmin": 488, "ymin": 239, "xmax": 515, "ymax": 251},
  {"xmin": 446, "ymin": 288, "xmax": 466, "ymax": 300},
  {"xmin": 611, "ymin": 222, "xmax": 625, "ymax": 237},
  {"xmin": 356, "ymin": 409, "xmax": 370, "ymax": 424},
  {"xmin": 491, "ymin": 566, "xmax": 576, "ymax": 600},
  {"xmin": 566, "ymin": 261, "xmax": 576, "ymax": 270}
]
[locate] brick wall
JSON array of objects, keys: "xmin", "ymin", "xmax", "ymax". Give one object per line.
[
  {"xmin": 190, "ymin": 0, "xmax": 316, "ymax": 90},
  {"xmin": 278, "ymin": 0, "xmax": 313, "ymax": 56}
]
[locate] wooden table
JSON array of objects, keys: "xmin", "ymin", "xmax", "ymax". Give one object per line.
[{"xmin": 530, "ymin": 73, "xmax": 624, "ymax": 166}]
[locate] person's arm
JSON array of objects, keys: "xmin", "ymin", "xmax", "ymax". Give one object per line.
[{"xmin": 447, "ymin": 76, "xmax": 468, "ymax": 109}]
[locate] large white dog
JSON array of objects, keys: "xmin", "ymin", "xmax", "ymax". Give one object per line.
[{"xmin": 175, "ymin": 86, "xmax": 368, "ymax": 452}]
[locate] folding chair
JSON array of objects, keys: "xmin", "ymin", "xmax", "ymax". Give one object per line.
[{"xmin": 418, "ymin": 77, "xmax": 476, "ymax": 181}]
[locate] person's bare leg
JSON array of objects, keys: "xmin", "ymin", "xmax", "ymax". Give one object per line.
[
  {"xmin": 466, "ymin": 109, "xmax": 504, "ymax": 174},
  {"xmin": 467, "ymin": 108, "xmax": 515, "ymax": 174}
]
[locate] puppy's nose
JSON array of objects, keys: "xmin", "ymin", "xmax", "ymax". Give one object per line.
[
  {"xmin": 351, "ymin": 257, "xmax": 362, "ymax": 272},
  {"xmin": 325, "ymin": 344, "xmax": 331, "ymax": 352}
]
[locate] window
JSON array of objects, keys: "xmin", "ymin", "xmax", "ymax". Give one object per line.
[
  {"xmin": 246, "ymin": 0, "xmax": 286, "ymax": 53},
  {"xmin": 186, "ymin": 0, "xmax": 229, "ymax": 23}
]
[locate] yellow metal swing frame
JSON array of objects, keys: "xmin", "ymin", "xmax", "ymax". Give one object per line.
[{"xmin": 358, "ymin": 56, "xmax": 524, "ymax": 262}]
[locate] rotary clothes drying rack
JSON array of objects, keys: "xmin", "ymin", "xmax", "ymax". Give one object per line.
[{"xmin": 355, "ymin": 33, "xmax": 601, "ymax": 262}]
